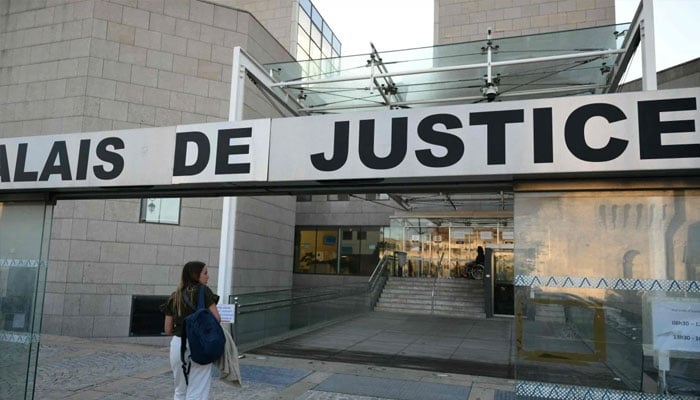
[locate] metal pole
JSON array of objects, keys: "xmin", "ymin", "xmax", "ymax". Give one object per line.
[
  {"xmin": 217, "ymin": 47, "xmax": 246, "ymax": 304},
  {"xmin": 641, "ymin": 0, "xmax": 657, "ymax": 90}
]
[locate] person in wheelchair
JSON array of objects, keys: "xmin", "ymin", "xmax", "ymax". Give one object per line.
[{"xmin": 462, "ymin": 246, "xmax": 485, "ymax": 279}]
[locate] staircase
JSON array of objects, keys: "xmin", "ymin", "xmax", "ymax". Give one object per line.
[{"xmin": 374, "ymin": 277, "xmax": 486, "ymax": 318}]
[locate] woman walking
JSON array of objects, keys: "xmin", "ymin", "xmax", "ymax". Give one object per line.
[{"xmin": 163, "ymin": 261, "xmax": 221, "ymax": 400}]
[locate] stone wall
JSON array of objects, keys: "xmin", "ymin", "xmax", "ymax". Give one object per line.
[
  {"xmin": 435, "ymin": 0, "xmax": 615, "ymax": 44},
  {"xmin": 0, "ymin": 0, "xmax": 296, "ymax": 337}
]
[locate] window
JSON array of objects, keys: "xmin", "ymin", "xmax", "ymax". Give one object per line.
[
  {"xmin": 296, "ymin": 194, "xmax": 313, "ymax": 202},
  {"xmin": 140, "ymin": 198, "xmax": 181, "ymax": 224},
  {"xmin": 295, "ymin": 226, "xmax": 383, "ymax": 276},
  {"xmin": 310, "ymin": 5, "xmax": 322, "ymax": 29},
  {"xmin": 299, "ymin": 0, "xmax": 312, "ymax": 15},
  {"xmin": 310, "ymin": 24, "xmax": 322, "ymax": 47},
  {"xmin": 297, "ymin": 29, "xmax": 311, "ymax": 53},
  {"xmin": 298, "ymin": 8, "xmax": 311, "ymax": 34},
  {"xmin": 322, "ymin": 38, "xmax": 332, "ymax": 58},
  {"xmin": 129, "ymin": 295, "xmax": 169, "ymax": 336}
]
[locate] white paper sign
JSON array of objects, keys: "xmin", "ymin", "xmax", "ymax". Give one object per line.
[
  {"xmin": 651, "ymin": 301, "xmax": 700, "ymax": 352},
  {"xmin": 217, "ymin": 304, "xmax": 236, "ymax": 324}
]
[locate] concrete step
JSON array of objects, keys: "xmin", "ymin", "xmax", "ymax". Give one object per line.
[
  {"xmin": 374, "ymin": 277, "xmax": 486, "ymax": 318},
  {"xmin": 374, "ymin": 304, "xmax": 486, "ymax": 319},
  {"xmin": 377, "ymin": 298, "xmax": 484, "ymax": 309},
  {"xmin": 381, "ymin": 290, "xmax": 483, "ymax": 298}
]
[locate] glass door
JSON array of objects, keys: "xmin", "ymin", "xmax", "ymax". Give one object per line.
[
  {"xmin": 0, "ymin": 201, "xmax": 53, "ymax": 400},
  {"xmin": 493, "ymin": 249, "xmax": 514, "ymax": 315}
]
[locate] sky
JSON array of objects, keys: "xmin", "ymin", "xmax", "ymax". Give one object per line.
[{"xmin": 312, "ymin": 0, "xmax": 700, "ymax": 81}]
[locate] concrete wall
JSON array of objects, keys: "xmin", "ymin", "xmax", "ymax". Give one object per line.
[
  {"xmin": 0, "ymin": 0, "xmax": 296, "ymax": 337},
  {"xmin": 212, "ymin": 0, "xmax": 298, "ymax": 56},
  {"xmin": 434, "ymin": 0, "xmax": 615, "ymax": 44},
  {"xmin": 619, "ymin": 57, "xmax": 700, "ymax": 92},
  {"xmin": 295, "ymin": 195, "xmax": 395, "ymax": 226}
]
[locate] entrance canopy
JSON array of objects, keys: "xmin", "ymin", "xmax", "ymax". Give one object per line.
[
  {"xmin": 264, "ymin": 23, "xmax": 632, "ymax": 114},
  {"xmin": 0, "ymin": 7, "xmax": 697, "ymax": 201}
]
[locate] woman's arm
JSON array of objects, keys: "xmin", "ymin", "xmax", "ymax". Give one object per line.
[
  {"xmin": 164, "ymin": 315, "xmax": 173, "ymax": 335},
  {"xmin": 208, "ymin": 303, "xmax": 221, "ymax": 322}
]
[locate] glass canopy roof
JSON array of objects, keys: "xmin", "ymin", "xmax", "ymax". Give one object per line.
[{"xmin": 263, "ymin": 23, "xmax": 631, "ymax": 114}]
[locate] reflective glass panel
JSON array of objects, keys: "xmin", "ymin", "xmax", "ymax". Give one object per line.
[
  {"xmin": 514, "ymin": 189, "xmax": 700, "ymax": 397},
  {"xmin": 322, "ymin": 20, "xmax": 332, "ymax": 41},
  {"xmin": 265, "ymin": 24, "xmax": 630, "ymax": 113},
  {"xmin": 297, "ymin": 29, "xmax": 310, "ymax": 53},
  {"xmin": 322, "ymin": 38, "xmax": 332, "ymax": 58},
  {"xmin": 299, "ymin": 0, "xmax": 311, "ymax": 15},
  {"xmin": 310, "ymin": 5, "xmax": 322, "ymax": 29},
  {"xmin": 298, "ymin": 8, "xmax": 311, "ymax": 34},
  {"xmin": 0, "ymin": 202, "xmax": 52, "ymax": 400},
  {"xmin": 310, "ymin": 24, "xmax": 322, "ymax": 47}
]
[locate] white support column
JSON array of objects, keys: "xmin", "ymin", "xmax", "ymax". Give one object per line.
[
  {"xmin": 217, "ymin": 47, "xmax": 246, "ymax": 304},
  {"xmin": 641, "ymin": 0, "xmax": 657, "ymax": 91}
]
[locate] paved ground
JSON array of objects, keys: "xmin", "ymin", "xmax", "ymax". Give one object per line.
[
  {"xmin": 33, "ymin": 333, "xmax": 517, "ymax": 400},
  {"xmin": 252, "ymin": 312, "xmax": 516, "ymax": 379}
]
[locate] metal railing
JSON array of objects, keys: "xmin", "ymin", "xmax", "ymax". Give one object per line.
[{"xmin": 229, "ymin": 256, "xmax": 391, "ymax": 350}]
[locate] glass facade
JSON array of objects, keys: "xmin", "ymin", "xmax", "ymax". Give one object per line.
[
  {"xmin": 514, "ymin": 189, "xmax": 700, "ymax": 397},
  {"xmin": 295, "ymin": 0, "xmax": 341, "ymax": 78},
  {"xmin": 0, "ymin": 202, "xmax": 52, "ymax": 400},
  {"xmin": 383, "ymin": 216, "xmax": 513, "ymax": 278},
  {"xmin": 294, "ymin": 226, "xmax": 381, "ymax": 275}
]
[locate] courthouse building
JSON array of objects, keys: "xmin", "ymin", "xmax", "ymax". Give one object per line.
[{"xmin": 1, "ymin": 0, "xmax": 699, "ymax": 398}]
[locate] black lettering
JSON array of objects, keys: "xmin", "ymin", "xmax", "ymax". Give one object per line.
[
  {"xmin": 215, "ymin": 128, "xmax": 251, "ymax": 174},
  {"xmin": 638, "ymin": 98, "xmax": 700, "ymax": 159},
  {"xmin": 76, "ymin": 139, "xmax": 91, "ymax": 180},
  {"xmin": 469, "ymin": 110, "xmax": 524, "ymax": 165},
  {"xmin": 93, "ymin": 137, "xmax": 124, "ymax": 180},
  {"xmin": 416, "ymin": 114, "xmax": 464, "ymax": 167},
  {"xmin": 39, "ymin": 141, "xmax": 72, "ymax": 181},
  {"xmin": 533, "ymin": 108, "xmax": 553, "ymax": 163},
  {"xmin": 565, "ymin": 103, "xmax": 627, "ymax": 162},
  {"xmin": 14, "ymin": 143, "xmax": 38, "ymax": 182},
  {"xmin": 311, "ymin": 121, "xmax": 349, "ymax": 172},
  {"xmin": 359, "ymin": 117, "xmax": 407, "ymax": 169},
  {"xmin": 0, "ymin": 144, "xmax": 9, "ymax": 182},
  {"xmin": 173, "ymin": 131, "xmax": 210, "ymax": 176}
]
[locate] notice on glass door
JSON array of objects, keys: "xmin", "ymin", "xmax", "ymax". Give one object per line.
[{"xmin": 651, "ymin": 301, "xmax": 700, "ymax": 353}]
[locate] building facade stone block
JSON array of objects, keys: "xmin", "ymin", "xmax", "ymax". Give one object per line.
[
  {"xmin": 100, "ymin": 242, "xmax": 131, "ymax": 262},
  {"xmin": 87, "ymin": 219, "xmax": 118, "ymax": 241},
  {"xmin": 117, "ymin": 222, "xmax": 146, "ymax": 242},
  {"xmin": 129, "ymin": 243, "xmax": 158, "ymax": 264},
  {"xmin": 122, "ymin": 6, "xmax": 150, "ymax": 29}
]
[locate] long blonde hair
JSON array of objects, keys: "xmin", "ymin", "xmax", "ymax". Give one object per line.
[{"xmin": 173, "ymin": 261, "xmax": 206, "ymax": 316}]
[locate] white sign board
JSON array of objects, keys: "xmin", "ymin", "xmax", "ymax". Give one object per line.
[
  {"xmin": 217, "ymin": 304, "xmax": 236, "ymax": 324},
  {"xmin": 651, "ymin": 301, "xmax": 700, "ymax": 353},
  {"xmin": 268, "ymin": 88, "xmax": 700, "ymax": 182},
  {"xmin": 0, "ymin": 88, "xmax": 698, "ymax": 194}
]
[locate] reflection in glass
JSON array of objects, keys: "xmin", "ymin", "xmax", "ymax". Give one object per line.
[
  {"xmin": 0, "ymin": 202, "xmax": 52, "ymax": 400},
  {"xmin": 294, "ymin": 227, "xmax": 382, "ymax": 276},
  {"xmin": 383, "ymin": 216, "xmax": 512, "ymax": 278},
  {"xmin": 514, "ymin": 190, "xmax": 700, "ymax": 397}
]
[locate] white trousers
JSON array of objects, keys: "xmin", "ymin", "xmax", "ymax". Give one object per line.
[{"xmin": 169, "ymin": 336, "xmax": 213, "ymax": 400}]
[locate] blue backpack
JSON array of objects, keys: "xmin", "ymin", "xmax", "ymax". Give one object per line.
[{"xmin": 180, "ymin": 285, "xmax": 225, "ymax": 383}]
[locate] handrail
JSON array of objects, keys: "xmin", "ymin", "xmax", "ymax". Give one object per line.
[
  {"xmin": 231, "ymin": 283, "xmax": 366, "ymax": 310},
  {"xmin": 431, "ymin": 252, "xmax": 445, "ymax": 314},
  {"xmin": 368, "ymin": 255, "xmax": 391, "ymax": 285},
  {"xmin": 368, "ymin": 255, "xmax": 391, "ymax": 309}
]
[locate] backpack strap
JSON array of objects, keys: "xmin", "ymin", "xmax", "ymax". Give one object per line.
[
  {"xmin": 198, "ymin": 285, "xmax": 205, "ymax": 309},
  {"xmin": 179, "ymin": 286, "xmax": 200, "ymax": 386}
]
